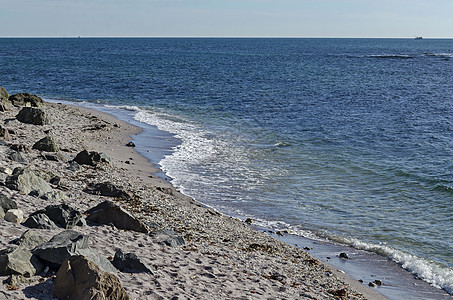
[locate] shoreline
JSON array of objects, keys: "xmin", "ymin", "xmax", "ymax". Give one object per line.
[
  {"xmin": 65, "ymin": 100, "xmax": 452, "ymax": 299},
  {"xmin": 0, "ymin": 95, "xmax": 372, "ymax": 299}
]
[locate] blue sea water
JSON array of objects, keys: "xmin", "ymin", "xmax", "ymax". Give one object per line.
[{"xmin": 1, "ymin": 38, "xmax": 452, "ymax": 294}]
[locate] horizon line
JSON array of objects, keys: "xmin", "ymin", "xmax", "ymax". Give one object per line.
[{"xmin": 0, "ymin": 35, "xmax": 451, "ymax": 39}]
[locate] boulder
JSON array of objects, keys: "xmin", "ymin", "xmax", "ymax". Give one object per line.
[
  {"xmin": 8, "ymin": 151, "xmax": 26, "ymax": 163},
  {"xmin": 0, "ymin": 247, "xmax": 43, "ymax": 277},
  {"xmin": 33, "ymin": 230, "xmax": 116, "ymax": 273},
  {"xmin": 53, "ymin": 256, "xmax": 131, "ymax": 300},
  {"xmin": 32, "ymin": 135, "xmax": 59, "ymax": 152},
  {"xmin": 73, "ymin": 150, "xmax": 113, "ymax": 167},
  {"xmin": 9, "ymin": 93, "xmax": 44, "ymax": 107},
  {"xmin": 85, "ymin": 200, "xmax": 149, "ymax": 233},
  {"xmin": 0, "ymin": 87, "xmax": 11, "ymax": 112},
  {"xmin": 0, "ymin": 87, "xmax": 8, "ymax": 101},
  {"xmin": 28, "ymin": 204, "xmax": 84, "ymax": 229},
  {"xmin": 10, "ymin": 144, "xmax": 32, "ymax": 153},
  {"xmin": 13, "ymin": 230, "xmax": 51, "ymax": 251},
  {"xmin": 125, "ymin": 141, "xmax": 135, "ymax": 147},
  {"xmin": 4, "ymin": 209, "xmax": 24, "ymax": 223},
  {"xmin": 5, "ymin": 167, "xmax": 53, "ymax": 195},
  {"xmin": 23, "ymin": 213, "xmax": 59, "ymax": 230},
  {"xmin": 0, "ymin": 193, "xmax": 18, "ymax": 211},
  {"xmin": 150, "ymin": 228, "xmax": 186, "ymax": 247},
  {"xmin": 112, "ymin": 250, "xmax": 152, "ymax": 273},
  {"xmin": 84, "ymin": 182, "xmax": 131, "ymax": 199},
  {"xmin": 16, "ymin": 107, "xmax": 50, "ymax": 125}
]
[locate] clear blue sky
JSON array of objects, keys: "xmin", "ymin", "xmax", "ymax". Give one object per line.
[{"xmin": 0, "ymin": 0, "xmax": 451, "ymax": 38}]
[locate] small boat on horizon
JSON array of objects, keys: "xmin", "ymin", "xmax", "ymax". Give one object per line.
[{"xmin": 415, "ymin": 36, "xmax": 423, "ymax": 40}]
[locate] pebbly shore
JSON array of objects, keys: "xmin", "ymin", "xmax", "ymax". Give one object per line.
[{"xmin": 0, "ymin": 88, "xmax": 385, "ymax": 299}]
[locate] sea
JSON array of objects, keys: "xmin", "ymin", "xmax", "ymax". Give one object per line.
[{"xmin": 0, "ymin": 38, "xmax": 452, "ymax": 296}]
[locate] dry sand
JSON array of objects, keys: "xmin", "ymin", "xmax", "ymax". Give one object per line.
[{"xmin": 0, "ymin": 101, "xmax": 387, "ymax": 299}]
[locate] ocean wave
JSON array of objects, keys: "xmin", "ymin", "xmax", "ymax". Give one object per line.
[
  {"xmin": 424, "ymin": 52, "xmax": 453, "ymax": 58},
  {"xmin": 368, "ymin": 54, "xmax": 415, "ymax": 59}
]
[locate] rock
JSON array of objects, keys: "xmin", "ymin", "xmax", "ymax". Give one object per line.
[
  {"xmin": 0, "ymin": 247, "xmax": 43, "ymax": 277},
  {"xmin": 125, "ymin": 141, "xmax": 135, "ymax": 147},
  {"xmin": 10, "ymin": 144, "xmax": 32, "ymax": 153},
  {"xmin": 4, "ymin": 209, "xmax": 24, "ymax": 223},
  {"xmin": 28, "ymin": 204, "xmax": 83, "ymax": 229},
  {"xmin": 33, "ymin": 230, "xmax": 116, "ymax": 273},
  {"xmin": 67, "ymin": 161, "xmax": 81, "ymax": 171},
  {"xmin": 368, "ymin": 282, "xmax": 377, "ymax": 288},
  {"xmin": 8, "ymin": 151, "xmax": 26, "ymax": 163},
  {"xmin": 23, "ymin": 213, "xmax": 59, "ymax": 230},
  {"xmin": 245, "ymin": 218, "xmax": 253, "ymax": 224},
  {"xmin": 5, "ymin": 274, "xmax": 36, "ymax": 288},
  {"xmin": 73, "ymin": 150, "xmax": 113, "ymax": 167},
  {"xmin": 0, "ymin": 125, "xmax": 11, "ymax": 140},
  {"xmin": 53, "ymin": 256, "xmax": 131, "ymax": 300},
  {"xmin": 6, "ymin": 167, "xmax": 53, "ymax": 195},
  {"xmin": 12, "ymin": 229, "xmax": 50, "ymax": 251},
  {"xmin": 0, "ymin": 87, "xmax": 8, "ymax": 101},
  {"xmin": 9, "ymin": 93, "xmax": 44, "ymax": 107},
  {"xmin": 373, "ymin": 279, "xmax": 383, "ymax": 286},
  {"xmin": 0, "ymin": 193, "xmax": 18, "ymax": 211},
  {"xmin": 112, "ymin": 250, "xmax": 153, "ymax": 273},
  {"xmin": 84, "ymin": 182, "xmax": 131, "ymax": 199},
  {"xmin": 0, "ymin": 167, "xmax": 13, "ymax": 175},
  {"xmin": 32, "ymin": 135, "xmax": 60, "ymax": 152},
  {"xmin": 339, "ymin": 252, "xmax": 349, "ymax": 259},
  {"xmin": 0, "ymin": 207, "xmax": 4, "ymax": 219},
  {"xmin": 16, "ymin": 107, "xmax": 50, "ymax": 125},
  {"xmin": 85, "ymin": 200, "xmax": 149, "ymax": 233},
  {"xmin": 0, "ymin": 87, "xmax": 12, "ymax": 112},
  {"xmin": 150, "ymin": 228, "xmax": 186, "ymax": 247}
]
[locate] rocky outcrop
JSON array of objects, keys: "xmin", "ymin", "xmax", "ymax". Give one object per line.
[
  {"xmin": 9, "ymin": 93, "xmax": 44, "ymax": 107},
  {"xmin": 16, "ymin": 107, "xmax": 50, "ymax": 125},
  {"xmin": 112, "ymin": 250, "xmax": 153, "ymax": 273},
  {"xmin": 5, "ymin": 167, "xmax": 53, "ymax": 195},
  {"xmin": 27, "ymin": 204, "xmax": 84, "ymax": 229},
  {"xmin": 84, "ymin": 182, "xmax": 131, "ymax": 199},
  {"xmin": 0, "ymin": 247, "xmax": 43, "ymax": 277},
  {"xmin": 33, "ymin": 230, "xmax": 116, "ymax": 273},
  {"xmin": 73, "ymin": 150, "xmax": 113, "ymax": 167},
  {"xmin": 53, "ymin": 256, "xmax": 131, "ymax": 300},
  {"xmin": 32, "ymin": 135, "xmax": 60, "ymax": 152},
  {"xmin": 85, "ymin": 200, "xmax": 149, "ymax": 233}
]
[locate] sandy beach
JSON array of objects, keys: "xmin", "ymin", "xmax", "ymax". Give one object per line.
[{"xmin": 0, "ymin": 92, "xmax": 388, "ymax": 299}]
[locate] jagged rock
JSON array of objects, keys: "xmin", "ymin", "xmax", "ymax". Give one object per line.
[
  {"xmin": 8, "ymin": 151, "xmax": 26, "ymax": 163},
  {"xmin": 125, "ymin": 141, "xmax": 135, "ymax": 147},
  {"xmin": 5, "ymin": 167, "xmax": 53, "ymax": 195},
  {"xmin": 11, "ymin": 229, "xmax": 50, "ymax": 251},
  {"xmin": 0, "ymin": 87, "xmax": 8, "ymax": 101},
  {"xmin": 0, "ymin": 193, "xmax": 18, "ymax": 211},
  {"xmin": 16, "ymin": 107, "xmax": 50, "ymax": 125},
  {"xmin": 28, "ymin": 204, "xmax": 83, "ymax": 229},
  {"xmin": 150, "ymin": 228, "xmax": 186, "ymax": 247},
  {"xmin": 33, "ymin": 230, "xmax": 116, "ymax": 273},
  {"xmin": 0, "ymin": 87, "xmax": 12, "ymax": 112},
  {"xmin": 84, "ymin": 182, "xmax": 131, "ymax": 199},
  {"xmin": 85, "ymin": 200, "xmax": 149, "ymax": 233},
  {"xmin": 10, "ymin": 144, "xmax": 32, "ymax": 153},
  {"xmin": 0, "ymin": 125, "xmax": 11, "ymax": 140},
  {"xmin": 0, "ymin": 247, "xmax": 43, "ymax": 277},
  {"xmin": 9, "ymin": 93, "xmax": 44, "ymax": 107},
  {"xmin": 0, "ymin": 167, "xmax": 13, "ymax": 175},
  {"xmin": 23, "ymin": 213, "xmax": 59, "ymax": 230},
  {"xmin": 4, "ymin": 209, "xmax": 24, "ymax": 223},
  {"xmin": 73, "ymin": 150, "xmax": 112, "ymax": 167},
  {"xmin": 53, "ymin": 256, "xmax": 131, "ymax": 300},
  {"xmin": 112, "ymin": 250, "xmax": 153, "ymax": 273},
  {"xmin": 32, "ymin": 135, "xmax": 59, "ymax": 152}
]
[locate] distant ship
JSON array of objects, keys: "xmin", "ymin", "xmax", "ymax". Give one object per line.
[{"xmin": 415, "ymin": 36, "xmax": 423, "ymax": 40}]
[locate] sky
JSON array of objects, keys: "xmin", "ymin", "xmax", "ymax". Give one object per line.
[{"xmin": 0, "ymin": 0, "xmax": 452, "ymax": 38}]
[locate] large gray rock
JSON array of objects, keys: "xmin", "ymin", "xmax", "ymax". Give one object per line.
[
  {"xmin": 28, "ymin": 204, "xmax": 83, "ymax": 229},
  {"xmin": 150, "ymin": 228, "xmax": 186, "ymax": 247},
  {"xmin": 16, "ymin": 107, "xmax": 50, "ymax": 125},
  {"xmin": 5, "ymin": 167, "xmax": 53, "ymax": 195},
  {"xmin": 85, "ymin": 200, "xmax": 149, "ymax": 233},
  {"xmin": 23, "ymin": 213, "xmax": 59, "ymax": 230},
  {"xmin": 4, "ymin": 209, "xmax": 24, "ymax": 223},
  {"xmin": 9, "ymin": 93, "xmax": 44, "ymax": 107},
  {"xmin": 84, "ymin": 182, "xmax": 131, "ymax": 199},
  {"xmin": 8, "ymin": 151, "xmax": 26, "ymax": 163},
  {"xmin": 32, "ymin": 135, "xmax": 59, "ymax": 152},
  {"xmin": 0, "ymin": 193, "xmax": 18, "ymax": 211},
  {"xmin": 73, "ymin": 150, "xmax": 113, "ymax": 167},
  {"xmin": 0, "ymin": 247, "xmax": 43, "ymax": 277},
  {"xmin": 12, "ymin": 229, "xmax": 50, "ymax": 251},
  {"xmin": 112, "ymin": 250, "xmax": 153, "ymax": 273},
  {"xmin": 53, "ymin": 256, "xmax": 131, "ymax": 300},
  {"xmin": 33, "ymin": 230, "xmax": 116, "ymax": 273}
]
